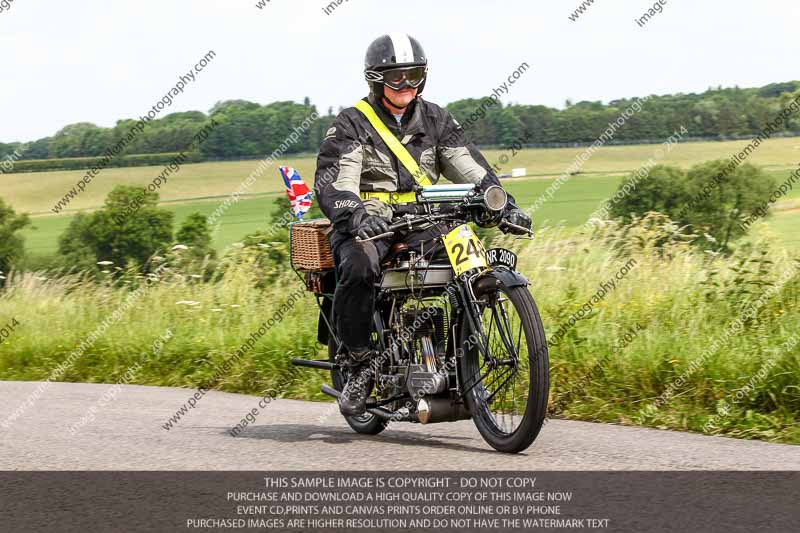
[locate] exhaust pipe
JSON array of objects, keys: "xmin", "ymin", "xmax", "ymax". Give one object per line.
[
  {"xmin": 416, "ymin": 397, "xmax": 471, "ymax": 424},
  {"xmin": 292, "ymin": 358, "xmax": 335, "ymax": 370},
  {"xmin": 417, "ymin": 398, "xmax": 433, "ymax": 424}
]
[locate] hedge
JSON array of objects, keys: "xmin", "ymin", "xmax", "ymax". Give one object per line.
[{"xmin": 5, "ymin": 152, "xmax": 205, "ymax": 174}]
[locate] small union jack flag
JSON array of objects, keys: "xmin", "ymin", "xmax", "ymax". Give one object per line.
[{"xmin": 279, "ymin": 166, "xmax": 313, "ymax": 219}]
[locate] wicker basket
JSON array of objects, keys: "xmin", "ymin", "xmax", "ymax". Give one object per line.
[{"xmin": 290, "ymin": 219, "xmax": 334, "ymax": 272}]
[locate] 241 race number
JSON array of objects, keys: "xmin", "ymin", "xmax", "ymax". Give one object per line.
[{"xmin": 443, "ymin": 225, "xmax": 488, "ymax": 275}]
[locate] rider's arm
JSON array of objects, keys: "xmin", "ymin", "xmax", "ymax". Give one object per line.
[
  {"xmin": 435, "ymin": 109, "xmax": 503, "ymax": 192},
  {"xmin": 314, "ymin": 112, "xmax": 368, "ymax": 233},
  {"xmin": 435, "ymin": 109, "xmax": 530, "ymax": 232}
]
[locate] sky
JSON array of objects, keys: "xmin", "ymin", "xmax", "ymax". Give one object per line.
[{"xmin": 1, "ymin": 0, "xmax": 798, "ymax": 142}]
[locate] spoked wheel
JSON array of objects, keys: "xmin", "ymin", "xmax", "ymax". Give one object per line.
[
  {"xmin": 328, "ymin": 336, "xmax": 388, "ymax": 435},
  {"xmin": 459, "ymin": 281, "xmax": 549, "ymax": 453}
]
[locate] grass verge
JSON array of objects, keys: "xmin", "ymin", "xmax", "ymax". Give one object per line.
[{"xmin": 1, "ymin": 216, "xmax": 798, "ymax": 442}]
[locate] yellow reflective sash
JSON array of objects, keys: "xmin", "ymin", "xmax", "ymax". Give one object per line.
[
  {"xmin": 354, "ymin": 99, "xmax": 433, "ymax": 190},
  {"xmin": 359, "ymin": 190, "xmax": 417, "ymax": 204}
]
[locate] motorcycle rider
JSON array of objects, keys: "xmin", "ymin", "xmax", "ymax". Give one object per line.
[{"xmin": 314, "ymin": 33, "xmax": 532, "ymax": 416}]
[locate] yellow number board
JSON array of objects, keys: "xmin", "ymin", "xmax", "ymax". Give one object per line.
[{"xmin": 443, "ymin": 224, "xmax": 488, "ymax": 276}]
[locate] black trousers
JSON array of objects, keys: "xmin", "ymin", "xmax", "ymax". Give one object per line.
[{"xmin": 329, "ymin": 222, "xmax": 452, "ymax": 353}]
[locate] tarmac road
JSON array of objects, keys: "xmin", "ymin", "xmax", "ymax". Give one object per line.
[{"xmin": 1, "ymin": 381, "xmax": 797, "ymax": 470}]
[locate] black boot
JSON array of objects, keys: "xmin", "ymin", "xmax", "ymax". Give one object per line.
[{"xmin": 339, "ymin": 362, "xmax": 372, "ymax": 416}]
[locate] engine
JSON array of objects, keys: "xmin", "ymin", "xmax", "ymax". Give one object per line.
[
  {"xmin": 402, "ymin": 306, "xmax": 448, "ymax": 397},
  {"xmin": 374, "ymin": 298, "xmax": 470, "ymax": 423}
]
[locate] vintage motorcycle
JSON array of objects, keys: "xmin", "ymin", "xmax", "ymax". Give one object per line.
[{"xmin": 290, "ymin": 184, "xmax": 549, "ymax": 453}]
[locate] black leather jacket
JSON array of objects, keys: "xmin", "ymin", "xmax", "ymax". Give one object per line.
[{"xmin": 314, "ymin": 94, "xmax": 504, "ymax": 233}]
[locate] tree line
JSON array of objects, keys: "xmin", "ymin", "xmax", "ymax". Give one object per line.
[{"xmin": 1, "ymin": 81, "xmax": 798, "ymax": 164}]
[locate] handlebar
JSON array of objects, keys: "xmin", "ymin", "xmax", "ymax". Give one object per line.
[
  {"xmin": 355, "ymin": 213, "xmax": 448, "ymax": 242},
  {"xmin": 354, "ymin": 184, "xmax": 528, "ymax": 242},
  {"xmin": 499, "ymin": 220, "xmax": 534, "ymax": 237},
  {"xmin": 355, "ymin": 231, "xmax": 394, "ymax": 243}
]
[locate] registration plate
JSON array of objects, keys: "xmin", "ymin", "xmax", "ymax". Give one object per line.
[{"xmin": 485, "ymin": 247, "xmax": 517, "ymax": 270}]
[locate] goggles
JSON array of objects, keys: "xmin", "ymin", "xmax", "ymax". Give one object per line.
[{"xmin": 366, "ymin": 66, "xmax": 427, "ymax": 90}]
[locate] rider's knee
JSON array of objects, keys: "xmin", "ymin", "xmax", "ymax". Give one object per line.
[{"xmin": 341, "ymin": 241, "xmax": 380, "ymax": 283}]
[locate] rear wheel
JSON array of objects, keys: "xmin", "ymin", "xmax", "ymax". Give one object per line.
[
  {"xmin": 458, "ymin": 281, "xmax": 549, "ymax": 453},
  {"xmin": 328, "ymin": 336, "xmax": 388, "ymax": 435}
]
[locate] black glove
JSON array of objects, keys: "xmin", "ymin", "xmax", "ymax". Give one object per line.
[
  {"xmin": 500, "ymin": 206, "xmax": 532, "ymax": 235},
  {"xmin": 350, "ymin": 212, "xmax": 391, "ymax": 240}
]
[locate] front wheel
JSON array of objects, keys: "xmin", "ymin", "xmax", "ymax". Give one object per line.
[{"xmin": 459, "ymin": 281, "xmax": 549, "ymax": 453}]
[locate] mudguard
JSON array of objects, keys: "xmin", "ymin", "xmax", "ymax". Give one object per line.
[
  {"xmin": 317, "ymin": 296, "xmax": 333, "ymax": 345},
  {"xmin": 472, "ymin": 267, "xmax": 530, "ymax": 294},
  {"xmin": 312, "ymin": 270, "xmax": 337, "ymax": 346}
]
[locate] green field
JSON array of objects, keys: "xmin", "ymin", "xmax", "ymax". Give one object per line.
[
  {"xmin": 3, "ymin": 137, "xmax": 800, "ymax": 444},
  {"xmin": 7, "ymin": 137, "xmax": 800, "ymax": 256}
]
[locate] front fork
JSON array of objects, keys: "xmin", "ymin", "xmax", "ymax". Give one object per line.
[
  {"xmin": 455, "ymin": 269, "xmax": 520, "ymax": 400},
  {"xmin": 456, "ymin": 269, "xmax": 492, "ymax": 361}
]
